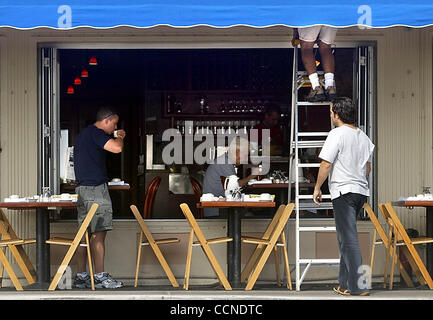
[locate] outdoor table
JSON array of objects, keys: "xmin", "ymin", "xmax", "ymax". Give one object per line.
[
  {"xmin": 0, "ymin": 201, "xmax": 76, "ymax": 289},
  {"xmin": 197, "ymin": 200, "xmax": 275, "ymax": 289},
  {"xmin": 246, "ymin": 182, "xmax": 315, "ymax": 204},
  {"xmin": 392, "ymin": 200, "xmax": 433, "ymax": 276},
  {"xmin": 0, "ymin": 185, "xmax": 130, "ymax": 290}
]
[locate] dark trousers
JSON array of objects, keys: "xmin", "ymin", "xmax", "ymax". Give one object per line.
[{"xmin": 332, "ymin": 192, "xmax": 368, "ymax": 294}]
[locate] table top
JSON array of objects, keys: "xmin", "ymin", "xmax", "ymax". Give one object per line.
[
  {"xmin": 197, "ymin": 201, "xmax": 276, "ymax": 208},
  {"xmin": 0, "ymin": 201, "xmax": 77, "ymax": 210},
  {"xmin": 392, "ymin": 200, "xmax": 433, "ymax": 207},
  {"xmin": 61, "ymin": 184, "xmax": 130, "ymax": 191},
  {"xmin": 247, "ymin": 183, "xmax": 315, "ymax": 189}
]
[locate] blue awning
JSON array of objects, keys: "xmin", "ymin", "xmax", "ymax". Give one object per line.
[{"xmin": 0, "ymin": 0, "xmax": 432, "ymax": 29}]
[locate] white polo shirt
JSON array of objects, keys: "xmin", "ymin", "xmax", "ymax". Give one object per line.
[{"xmin": 319, "ymin": 125, "xmax": 375, "ymax": 200}]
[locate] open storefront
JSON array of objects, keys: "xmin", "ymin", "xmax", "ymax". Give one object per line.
[{"xmin": 0, "ymin": 2, "xmax": 432, "ymax": 289}]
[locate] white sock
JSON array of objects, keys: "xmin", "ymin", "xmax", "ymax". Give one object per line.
[
  {"xmin": 324, "ymin": 72, "xmax": 335, "ymax": 89},
  {"xmin": 95, "ymin": 272, "xmax": 105, "ymax": 278},
  {"xmin": 308, "ymin": 73, "xmax": 320, "ymax": 89},
  {"xmin": 77, "ymin": 272, "xmax": 88, "ymax": 278}
]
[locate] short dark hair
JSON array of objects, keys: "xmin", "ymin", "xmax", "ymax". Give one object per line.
[
  {"xmin": 96, "ymin": 106, "xmax": 118, "ymax": 122},
  {"xmin": 264, "ymin": 103, "xmax": 281, "ymax": 116},
  {"xmin": 331, "ymin": 97, "xmax": 357, "ymax": 125}
]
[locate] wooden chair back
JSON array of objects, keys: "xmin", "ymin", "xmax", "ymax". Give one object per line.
[
  {"xmin": 180, "ymin": 203, "xmax": 209, "ymax": 243},
  {"xmin": 190, "ymin": 176, "xmax": 204, "ymax": 219},
  {"xmin": 364, "ymin": 203, "xmax": 389, "ymax": 247},
  {"xmin": 384, "ymin": 202, "xmax": 433, "ymax": 289},
  {"xmin": 143, "ymin": 176, "xmax": 161, "ymax": 219},
  {"xmin": 131, "ymin": 205, "xmax": 157, "ymax": 244}
]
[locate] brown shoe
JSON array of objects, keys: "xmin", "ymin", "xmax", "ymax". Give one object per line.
[
  {"xmin": 306, "ymin": 86, "xmax": 326, "ymax": 102},
  {"xmin": 333, "ymin": 286, "xmax": 370, "ymax": 296},
  {"xmin": 333, "ymin": 286, "xmax": 350, "ymax": 296},
  {"xmin": 325, "ymin": 86, "xmax": 337, "ymax": 101}
]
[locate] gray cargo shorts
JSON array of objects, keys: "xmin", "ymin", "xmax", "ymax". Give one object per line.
[{"xmin": 75, "ymin": 183, "xmax": 113, "ymax": 233}]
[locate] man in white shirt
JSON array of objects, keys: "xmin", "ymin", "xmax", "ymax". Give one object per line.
[{"xmin": 313, "ymin": 97, "xmax": 374, "ymax": 296}]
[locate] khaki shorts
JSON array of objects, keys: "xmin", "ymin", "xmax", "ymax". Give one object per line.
[
  {"xmin": 76, "ymin": 183, "xmax": 113, "ymax": 233},
  {"xmin": 298, "ymin": 26, "xmax": 337, "ymax": 45}
]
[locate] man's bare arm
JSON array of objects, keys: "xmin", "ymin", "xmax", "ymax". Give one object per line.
[
  {"xmin": 103, "ymin": 130, "xmax": 126, "ymax": 154},
  {"xmin": 313, "ymin": 160, "xmax": 332, "ymax": 205}
]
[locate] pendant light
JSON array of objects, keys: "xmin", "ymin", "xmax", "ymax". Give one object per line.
[
  {"xmin": 81, "ymin": 69, "xmax": 89, "ymax": 77},
  {"xmin": 67, "ymin": 85, "xmax": 74, "ymax": 94},
  {"xmin": 89, "ymin": 56, "xmax": 98, "ymax": 65},
  {"xmin": 74, "ymin": 77, "xmax": 82, "ymax": 85}
]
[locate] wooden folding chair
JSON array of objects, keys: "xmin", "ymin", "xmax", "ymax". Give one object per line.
[
  {"xmin": 242, "ymin": 203, "xmax": 295, "ymax": 291},
  {"xmin": 364, "ymin": 203, "xmax": 415, "ymax": 288},
  {"xmin": 130, "ymin": 205, "xmax": 180, "ymax": 287},
  {"xmin": 381, "ymin": 202, "xmax": 433, "ymax": 289},
  {"xmin": 0, "ymin": 209, "xmax": 36, "ymax": 290},
  {"xmin": 241, "ymin": 204, "xmax": 292, "ymax": 289},
  {"xmin": 378, "ymin": 203, "xmax": 431, "ymax": 288},
  {"xmin": 47, "ymin": 203, "xmax": 99, "ymax": 291},
  {"xmin": 180, "ymin": 203, "xmax": 233, "ymax": 290}
]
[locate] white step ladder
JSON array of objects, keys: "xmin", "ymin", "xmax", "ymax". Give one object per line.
[{"xmin": 288, "ymin": 45, "xmax": 340, "ymax": 291}]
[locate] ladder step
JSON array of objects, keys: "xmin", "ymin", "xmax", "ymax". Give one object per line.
[
  {"xmin": 292, "ymin": 141, "xmax": 325, "ymax": 148},
  {"xmin": 298, "ymin": 132, "xmax": 329, "ymax": 137},
  {"xmin": 299, "ymin": 226, "xmax": 336, "ymax": 232},
  {"xmin": 296, "ymin": 202, "xmax": 333, "ymax": 210},
  {"xmin": 298, "ymin": 163, "xmax": 320, "ymax": 168},
  {"xmin": 297, "ymin": 101, "xmax": 333, "ymax": 106},
  {"xmin": 298, "ymin": 195, "xmax": 331, "ymax": 200},
  {"xmin": 297, "ymin": 71, "xmax": 325, "ymax": 76},
  {"xmin": 299, "ymin": 259, "xmax": 340, "ymax": 265}
]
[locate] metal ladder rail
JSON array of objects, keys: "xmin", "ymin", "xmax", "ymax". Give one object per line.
[{"xmin": 289, "ymin": 45, "xmax": 340, "ymax": 291}]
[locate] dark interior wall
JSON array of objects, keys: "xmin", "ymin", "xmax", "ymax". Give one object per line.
[{"xmin": 58, "ymin": 47, "xmax": 354, "ymax": 219}]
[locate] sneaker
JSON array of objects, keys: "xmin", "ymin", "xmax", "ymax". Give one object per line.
[
  {"xmin": 306, "ymin": 86, "xmax": 326, "ymax": 102},
  {"xmin": 74, "ymin": 273, "xmax": 91, "ymax": 289},
  {"xmin": 325, "ymin": 86, "xmax": 337, "ymax": 101},
  {"xmin": 94, "ymin": 272, "xmax": 123, "ymax": 289}
]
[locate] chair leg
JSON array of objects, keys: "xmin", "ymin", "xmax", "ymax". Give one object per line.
[
  {"xmin": 184, "ymin": 230, "xmax": 194, "ymax": 290},
  {"xmin": 246, "ymin": 243, "xmax": 275, "ymax": 291},
  {"xmin": 0, "ymin": 246, "xmax": 5, "ymax": 288},
  {"xmin": 274, "ymin": 246, "xmax": 281, "ymax": 286},
  {"xmin": 389, "ymin": 236, "xmax": 398, "ymax": 290},
  {"xmin": 383, "ymin": 229, "xmax": 393, "ymax": 288},
  {"xmin": 200, "ymin": 243, "xmax": 232, "ymax": 290},
  {"xmin": 48, "ymin": 241, "xmax": 82, "ymax": 291},
  {"xmin": 135, "ymin": 232, "xmax": 144, "ymax": 288},
  {"xmin": 369, "ymin": 231, "xmax": 377, "ymax": 287},
  {"xmin": 149, "ymin": 242, "xmax": 179, "ymax": 288},
  {"xmin": 0, "ymin": 247, "xmax": 22, "ymax": 290},
  {"xmin": 8, "ymin": 245, "xmax": 36, "ymax": 285},
  {"xmin": 85, "ymin": 231, "xmax": 94, "ymax": 291},
  {"xmin": 280, "ymin": 233, "xmax": 292, "ymax": 290}
]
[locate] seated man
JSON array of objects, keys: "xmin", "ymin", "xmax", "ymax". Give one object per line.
[{"xmin": 202, "ymin": 137, "xmax": 256, "ymax": 217}]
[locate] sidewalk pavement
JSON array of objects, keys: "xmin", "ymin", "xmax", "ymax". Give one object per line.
[{"xmin": 0, "ymin": 282, "xmax": 432, "ymax": 300}]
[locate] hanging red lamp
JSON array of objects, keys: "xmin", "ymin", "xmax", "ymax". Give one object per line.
[
  {"xmin": 67, "ymin": 85, "xmax": 74, "ymax": 94},
  {"xmin": 74, "ymin": 77, "xmax": 82, "ymax": 85},
  {"xmin": 80, "ymin": 69, "xmax": 89, "ymax": 77},
  {"xmin": 89, "ymin": 56, "xmax": 98, "ymax": 65}
]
